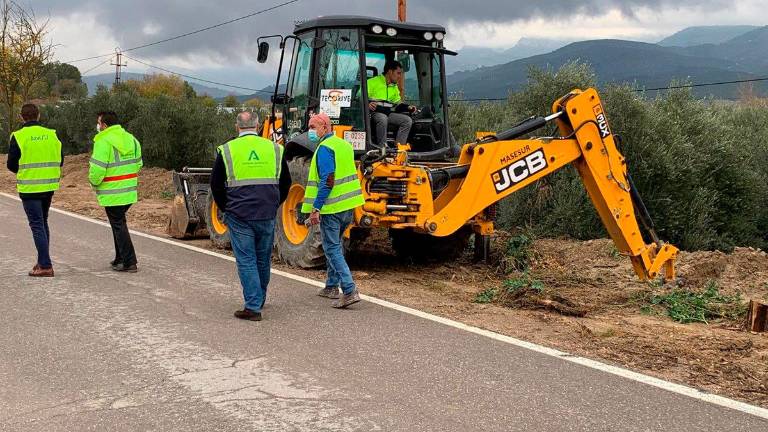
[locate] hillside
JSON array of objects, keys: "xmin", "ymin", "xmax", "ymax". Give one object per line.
[
  {"xmin": 447, "ymin": 39, "xmax": 765, "ymax": 99},
  {"xmin": 446, "ymin": 38, "xmax": 573, "ymax": 73},
  {"xmin": 658, "ymin": 25, "xmax": 758, "ymax": 47},
  {"xmin": 678, "ymin": 26, "xmax": 768, "ymax": 73},
  {"xmin": 82, "ymin": 73, "xmax": 244, "ymax": 98}
]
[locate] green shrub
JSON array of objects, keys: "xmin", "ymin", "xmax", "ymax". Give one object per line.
[{"xmin": 644, "ymin": 280, "xmax": 747, "ymax": 324}]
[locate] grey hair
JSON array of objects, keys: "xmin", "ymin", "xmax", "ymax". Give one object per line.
[{"xmin": 236, "ymin": 111, "xmax": 259, "ymax": 129}]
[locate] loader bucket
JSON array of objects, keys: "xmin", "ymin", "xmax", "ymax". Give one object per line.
[{"xmin": 167, "ymin": 168, "xmax": 213, "ymax": 239}]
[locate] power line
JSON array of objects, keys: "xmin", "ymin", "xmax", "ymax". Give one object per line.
[
  {"xmin": 123, "ymin": 54, "xmax": 270, "ymax": 94},
  {"xmin": 80, "ymin": 57, "xmax": 113, "ymax": 75},
  {"xmin": 64, "ymin": 0, "xmax": 299, "ymax": 64},
  {"xmin": 638, "ymin": 76, "xmax": 768, "ymax": 92}
]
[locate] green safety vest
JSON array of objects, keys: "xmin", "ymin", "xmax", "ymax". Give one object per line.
[
  {"xmin": 301, "ymin": 135, "xmax": 364, "ymax": 214},
  {"xmin": 89, "ymin": 125, "xmax": 143, "ymax": 207},
  {"xmin": 13, "ymin": 125, "xmax": 62, "ymax": 193},
  {"xmin": 217, "ymin": 133, "xmax": 284, "ymax": 188},
  {"xmin": 367, "ymin": 75, "xmax": 401, "ymax": 103}
]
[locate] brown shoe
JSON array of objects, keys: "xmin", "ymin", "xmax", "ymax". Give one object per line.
[
  {"xmin": 29, "ymin": 266, "xmax": 54, "ymax": 277},
  {"xmin": 112, "ymin": 263, "xmax": 138, "ymax": 273},
  {"xmin": 317, "ymin": 286, "xmax": 340, "ymax": 299},
  {"xmin": 332, "ymin": 290, "xmax": 361, "ymax": 309},
  {"xmin": 234, "ymin": 308, "xmax": 262, "ymax": 321}
]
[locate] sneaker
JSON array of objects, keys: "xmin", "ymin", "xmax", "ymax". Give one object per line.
[
  {"xmin": 332, "ymin": 290, "xmax": 361, "ymax": 309},
  {"xmin": 110, "ymin": 259, "xmax": 120, "ymax": 266},
  {"xmin": 317, "ymin": 286, "xmax": 340, "ymax": 299},
  {"xmin": 29, "ymin": 266, "xmax": 54, "ymax": 277},
  {"xmin": 112, "ymin": 263, "xmax": 138, "ymax": 273},
  {"xmin": 234, "ymin": 308, "xmax": 262, "ymax": 321}
]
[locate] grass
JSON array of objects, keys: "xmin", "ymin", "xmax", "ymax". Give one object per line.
[
  {"xmin": 160, "ymin": 190, "xmax": 175, "ymax": 200},
  {"xmin": 474, "ymin": 287, "xmax": 498, "ymax": 304},
  {"xmin": 645, "ymin": 280, "xmax": 747, "ymax": 324},
  {"xmin": 503, "ymin": 274, "xmax": 544, "ymax": 294},
  {"xmin": 502, "ymin": 234, "xmax": 534, "ymax": 272}
]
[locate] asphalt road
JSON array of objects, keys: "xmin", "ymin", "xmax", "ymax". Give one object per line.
[{"xmin": 0, "ymin": 194, "xmax": 766, "ymax": 431}]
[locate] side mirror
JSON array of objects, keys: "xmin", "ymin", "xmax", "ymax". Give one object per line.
[
  {"xmin": 271, "ymin": 93, "xmax": 291, "ymax": 105},
  {"xmin": 257, "ymin": 42, "xmax": 270, "ymax": 63}
]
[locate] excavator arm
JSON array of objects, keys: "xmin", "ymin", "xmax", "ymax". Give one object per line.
[{"xmin": 425, "ymin": 88, "xmax": 678, "ymax": 281}]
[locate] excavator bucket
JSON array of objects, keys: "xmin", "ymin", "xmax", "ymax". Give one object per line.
[{"xmin": 167, "ymin": 168, "xmax": 213, "ymax": 239}]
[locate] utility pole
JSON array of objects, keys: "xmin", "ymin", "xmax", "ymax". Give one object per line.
[{"xmin": 111, "ymin": 48, "xmax": 127, "ymax": 87}]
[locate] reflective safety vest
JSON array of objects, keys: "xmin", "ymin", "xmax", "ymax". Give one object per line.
[
  {"xmin": 89, "ymin": 125, "xmax": 142, "ymax": 207},
  {"xmin": 217, "ymin": 134, "xmax": 283, "ymax": 188},
  {"xmin": 367, "ymin": 75, "xmax": 401, "ymax": 103},
  {"xmin": 13, "ymin": 125, "xmax": 62, "ymax": 193},
  {"xmin": 301, "ymin": 135, "xmax": 364, "ymax": 215}
]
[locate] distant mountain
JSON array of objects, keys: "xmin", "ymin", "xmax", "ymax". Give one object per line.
[
  {"xmin": 447, "ymin": 38, "xmax": 573, "ymax": 73},
  {"xmin": 658, "ymin": 25, "xmax": 759, "ymax": 47},
  {"xmin": 81, "ymin": 73, "xmax": 245, "ymax": 98},
  {"xmin": 448, "ymin": 39, "xmax": 765, "ymax": 99},
  {"xmin": 677, "ymin": 26, "xmax": 768, "ymax": 73}
]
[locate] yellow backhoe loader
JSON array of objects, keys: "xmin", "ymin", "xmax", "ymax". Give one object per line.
[{"xmin": 168, "ymin": 15, "xmax": 678, "ymax": 281}]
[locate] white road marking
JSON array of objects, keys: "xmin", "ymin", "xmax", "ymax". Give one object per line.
[{"xmin": 2, "ymin": 191, "xmax": 767, "ymax": 421}]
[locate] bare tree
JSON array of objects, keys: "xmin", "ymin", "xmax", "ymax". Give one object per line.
[{"xmin": 0, "ymin": 0, "xmax": 53, "ymax": 138}]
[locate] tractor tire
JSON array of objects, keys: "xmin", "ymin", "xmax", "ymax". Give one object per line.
[
  {"xmin": 275, "ymin": 156, "xmax": 326, "ymax": 268},
  {"xmin": 205, "ymin": 192, "xmax": 231, "ymax": 249},
  {"xmin": 390, "ymin": 226, "xmax": 473, "ymax": 263}
]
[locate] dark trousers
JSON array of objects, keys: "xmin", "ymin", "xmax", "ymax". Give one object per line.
[
  {"xmin": 22, "ymin": 194, "xmax": 53, "ymax": 268},
  {"xmin": 105, "ymin": 204, "xmax": 137, "ymax": 266}
]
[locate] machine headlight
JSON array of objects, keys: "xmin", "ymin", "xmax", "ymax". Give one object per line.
[
  {"xmin": 371, "ymin": 24, "xmax": 383, "ymax": 34},
  {"xmin": 423, "ymin": 32, "xmax": 434, "ymax": 40},
  {"xmin": 434, "ymin": 32, "xmax": 445, "ymax": 41},
  {"xmin": 386, "ymin": 27, "xmax": 398, "ymax": 37}
]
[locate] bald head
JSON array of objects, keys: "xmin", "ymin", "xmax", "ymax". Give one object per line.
[
  {"xmin": 236, "ymin": 111, "xmax": 259, "ymax": 131},
  {"xmin": 308, "ymin": 113, "xmax": 332, "ymax": 136}
]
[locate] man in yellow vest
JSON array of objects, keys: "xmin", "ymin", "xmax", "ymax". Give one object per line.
[
  {"xmin": 210, "ymin": 111, "xmax": 291, "ymax": 321},
  {"xmin": 89, "ymin": 111, "xmax": 142, "ymax": 273},
  {"xmin": 302, "ymin": 113, "xmax": 365, "ymax": 308},
  {"xmin": 367, "ymin": 60, "xmax": 414, "ymax": 148},
  {"xmin": 6, "ymin": 103, "xmax": 63, "ymax": 277}
]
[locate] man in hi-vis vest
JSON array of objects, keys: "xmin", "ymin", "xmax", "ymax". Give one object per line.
[
  {"xmin": 302, "ymin": 113, "xmax": 365, "ymax": 308},
  {"xmin": 210, "ymin": 111, "xmax": 291, "ymax": 322},
  {"xmin": 89, "ymin": 111, "xmax": 142, "ymax": 273},
  {"xmin": 6, "ymin": 103, "xmax": 63, "ymax": 277}
]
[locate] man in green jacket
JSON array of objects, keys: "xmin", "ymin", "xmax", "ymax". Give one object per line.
[
  {"xmin": 367, "ymin": 60, "xmax": 413, "ymax": 148},
  {"xmin": 89, "ymin": 111, "xmax": 143, "ymax": 272},
  {"xmin": 6, "ymin": 103, "xmax": 63, "ymax": 277}
]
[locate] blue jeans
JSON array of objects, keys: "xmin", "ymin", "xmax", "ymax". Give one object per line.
[
  {"xmin": 225, "ymin": 213, "xmax": 276, "ymax": 312},
  {"xmin": 22, "ymin": 195, "xmax": 53, "ymax": 268},
  {"xmin": 320, "ymin": 210, "xmax": 355, "ymax": 295}
]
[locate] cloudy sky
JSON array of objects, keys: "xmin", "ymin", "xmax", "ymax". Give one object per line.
[{"xmin": 29, "ymin": 0, "xmax": 768, "ymax": 92}]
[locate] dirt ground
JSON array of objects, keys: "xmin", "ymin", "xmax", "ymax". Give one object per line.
[{"xmin": 2, "ymin": 154, "xmax": 767, "ymax": 407}]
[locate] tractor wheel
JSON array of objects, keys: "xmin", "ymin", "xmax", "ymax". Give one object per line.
[
  {"xmin": 275, "ymin": 156, "xmax": 326, "ymax": 268},
  {"xmin": 390, "ymin": 226, "xmax": 473, "ymax": 263},
  {"xmin": 205, "ymin": 192, "xmax": 231, "ymax": 249}
]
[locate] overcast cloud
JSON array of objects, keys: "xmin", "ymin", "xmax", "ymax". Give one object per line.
[{"xmin": 26, "ymin": 0, "xmax": 767, "ymax": 90}]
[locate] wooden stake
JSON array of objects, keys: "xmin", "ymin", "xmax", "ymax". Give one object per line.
[{"xmin": 746, "ymin": 299, "xmax": 768, "ymax": 332}]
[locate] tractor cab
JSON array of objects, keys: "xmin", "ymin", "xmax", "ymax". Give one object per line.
[{"xmin": 259, "ymin": 15, "xmax": 457, "ymax": 161}]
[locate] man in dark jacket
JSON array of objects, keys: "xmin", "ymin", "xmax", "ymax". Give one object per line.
[
  {"xmin": 6, "ymin": 103, "xmax": 64, "ymax": 277},
  {"xmin": 210, "ymin": 111, "xmax": 291, "ymax": 321}
]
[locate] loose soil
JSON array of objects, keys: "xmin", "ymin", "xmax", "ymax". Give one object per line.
[{"xmin": 2, "ymin": 154, "xmax": 766, "ymax": 407}]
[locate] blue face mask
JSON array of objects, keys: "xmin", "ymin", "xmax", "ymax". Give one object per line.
[{"xmin": 308, "ymin": 129, "xmax": 319, "ymax": 143}]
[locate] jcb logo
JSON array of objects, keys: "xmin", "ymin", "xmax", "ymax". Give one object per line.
[
  {"xmin": 491, "ymin": 149, "xmax": 548, "ymax": 193},
  {"xmin": 593, "ymin": 104, "xmax": 611, "ymax": 138}
]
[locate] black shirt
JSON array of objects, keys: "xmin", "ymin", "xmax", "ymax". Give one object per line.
[{"xmin": 6, "ymin": 121, "xmax": 65, "ymax": 200}]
